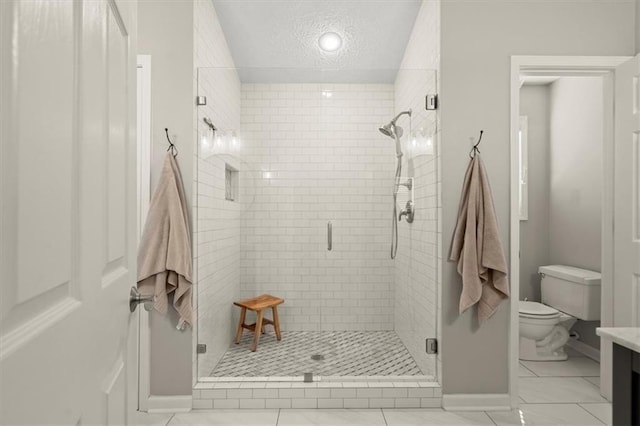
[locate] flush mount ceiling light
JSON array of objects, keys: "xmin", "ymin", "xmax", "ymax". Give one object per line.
[{"xmin": 318, "ymin": 32, "xmax": 342, "ymax": 52}]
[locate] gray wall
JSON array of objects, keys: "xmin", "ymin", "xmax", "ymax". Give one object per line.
[
  {"xmin": 440, "ymin": 1, "xmax": 635, "ymax": 395},
  {"xmin": 636, "ymin": 0, "xmax": 640, "ymax": 54},
  {"xmin": 519, "ymin": 85, "xmax": 551, "ymax": 302},
  {"xmin": 549, "ymin": 77, "xmax": 602, "ymax": 272},
  {"xmin": 549, "ymin": 77, "xmax": 603, "ymax": 350},
  {"xmin": 138, "ymin": 0, "xmax": 194, "ymax": 396}
]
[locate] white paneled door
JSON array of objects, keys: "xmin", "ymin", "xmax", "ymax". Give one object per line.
[
  {"xmin": 1, "ymin": 0, "xmax": 139, "ymax": 424},
  {"xmin": 614, "ymin": 54, "xmax": 640, "ymax": 328}
]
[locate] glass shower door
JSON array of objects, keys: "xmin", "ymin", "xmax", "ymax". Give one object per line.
[{"xmin": 316, "ymin": 68, "xmax": 440, "ymax": 381}]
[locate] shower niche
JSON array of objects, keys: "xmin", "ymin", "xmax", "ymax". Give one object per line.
[{"xmin": 224, "ymin": 164, "xmax": 238, "ymax": 202}]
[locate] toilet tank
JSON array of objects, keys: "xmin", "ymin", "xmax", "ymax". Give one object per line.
[{"xmin": 539, "ymin": 265, "xmax": 601, "ymax": 321}]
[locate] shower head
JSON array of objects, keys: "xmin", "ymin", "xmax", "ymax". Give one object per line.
[
  {"xmin": 378, "ymin": 123, "xmax": 395, "ymax": 138},
  {"xmin": 379, "ymin": 109, "xmax": 412, "ymax": 157},
  {"xmin": 379, "ymin": 123, "xmax": 404, "ymax": 157},
  {"xmin": 379, "ymin": 109, "xmax": 412, "ymax": 138},
  {"xmin": 378, "ymin": 123, "xmax": 404, "ymax": 139}
]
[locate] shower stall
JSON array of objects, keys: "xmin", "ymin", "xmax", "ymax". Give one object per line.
[{"xmin": 193, "ymin": 66, "xmax": 440, "ymax": 386}]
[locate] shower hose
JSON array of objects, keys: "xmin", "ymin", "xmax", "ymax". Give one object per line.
[{"xmin": 391, "ymin": 155, "xmax": 402, "ymax": 259}]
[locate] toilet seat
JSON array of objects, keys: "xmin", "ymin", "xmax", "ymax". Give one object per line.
[{"xmin": 519, "ymin": 301, "xmax": 560, "ymax": 319}]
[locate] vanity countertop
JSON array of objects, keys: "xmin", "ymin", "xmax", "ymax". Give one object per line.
[{"xmin": 596, "ymin": 327, "xmax": 640, "ymax": 353}]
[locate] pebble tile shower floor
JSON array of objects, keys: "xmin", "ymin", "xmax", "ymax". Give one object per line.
[{"xmin": 210, "ymin": 331, "xmax": 423, "ymax": 377}]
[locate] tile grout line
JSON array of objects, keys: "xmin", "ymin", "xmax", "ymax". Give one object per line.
[
  {"xmin": 484, "ymin": 410, "xmax": 498, "ymax": 426},
  {"xmin": 520, "ymin": 401, "xmax": 608, "ymax": 405},
  {"xmin": 579, "ymin": 376, "xmax": 604, "ymax": 391},
  {"xmin": 577, "ymin": 403, "xmax": 609, "ymax": 426},
  {"xmin": 163, "ymin": 413, "xmax": 175, "ymax": 426},
  {"xmin": 380, "ymin": 407, "xmax": 389, "ymax": 426},
  {"xmin": 518, "ymin": 361, "xmax": 538, "ymax": 377}
]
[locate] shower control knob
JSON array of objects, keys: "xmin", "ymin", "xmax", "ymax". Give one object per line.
[{"xmin": 398, "ymin": 200, "xmax": 414, "ymax": 224}]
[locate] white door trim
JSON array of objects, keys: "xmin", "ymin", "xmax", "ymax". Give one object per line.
[
  {"xmin": 136, "ymin": 54, "xmax": 152, "ymax": 412},
  {"xmin": 146, "ymin": 395, "xmax": 193, "ymax": 414},
  {"xmin": 509, "ymin": 55, "xmax": 631, "ymax": 408},
  {"xmin": 442, "ymin": 393, "xmax": 511, "ymax": 412}
]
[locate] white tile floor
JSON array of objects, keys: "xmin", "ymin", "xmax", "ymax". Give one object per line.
[{"xmin": 135, "ymin": 352, "xmax": 611, "ymax": 426}]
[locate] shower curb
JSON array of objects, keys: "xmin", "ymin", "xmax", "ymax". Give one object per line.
[{"xmin": 192, "ymin": 380, "xmax": 442, "ymax": 409}]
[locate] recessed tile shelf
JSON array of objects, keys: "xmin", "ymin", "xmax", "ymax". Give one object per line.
[
  {"xmin": 192, "ymin": 380, "xmax": 442, "ymax": 409},
  {"xmin": 225, "ymin": 163, "xmax": 238, "ymax": 201}
]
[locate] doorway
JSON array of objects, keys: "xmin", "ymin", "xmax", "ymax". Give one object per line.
[
  {"xmin": 509, "ymin": 56, "xmax": 632, "ymax": 408},
  {"xmin": 518, "ymin": 73, "xmax": 605, "ymax": 392}
]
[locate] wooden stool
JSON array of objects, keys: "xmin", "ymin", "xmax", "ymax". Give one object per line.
[{"xmin": 234, "ymin": 294, "xmax": 284, "ymax": 352}]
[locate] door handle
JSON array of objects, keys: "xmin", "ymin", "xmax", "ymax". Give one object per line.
[
  {"xmin": 130, "ymin": 287, "xmax": 154, "ymax": 312},
  {"xmin": 327, "ymin": 221, "xmax": 332, "ymax": 251}
]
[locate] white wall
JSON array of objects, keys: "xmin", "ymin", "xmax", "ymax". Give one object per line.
[
  {"xmin": 440, "ymin": 0, "xmax": 635, "ymax": 395},
  {"xmin": 549, "ymin": 77, "xmax": 603, "ymax": 350},
  {"xmin": 393, "ymin": 0, "xmax": 440, "ymax": 378},
  {"xmin": 193, "ymin": 0, "xmax": 242, "ymax": 378},
  {"xmin": 239, "ymin": 83, "xmax": 396, "ymax": 332},
  {"xmin": 138, "ymin": 0, "xmax": 195, "ymax": 396},
  {"xmin": 519, "ymin": 85, "xmax": 551, "ymax": 302}
]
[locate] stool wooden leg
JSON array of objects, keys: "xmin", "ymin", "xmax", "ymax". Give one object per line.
[
  {"xmin": 272, "ymin": 306, "xmax": 282, "ymax": 341},
  {"xmin": 235, "ymin": 307, "xmax": 246, "ymax": 344},
  {"xmin": 251, "ymin": 310, "xmax": 264, "ymax": 352}
]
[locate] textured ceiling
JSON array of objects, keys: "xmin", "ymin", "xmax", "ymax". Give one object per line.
[{"xmin": 210, "ymin": 0, "xmax": 422, "ymax": 83}]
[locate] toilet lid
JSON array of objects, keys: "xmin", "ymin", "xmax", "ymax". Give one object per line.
[{"xmin": 519, "ymin": 301, "xmax": 560, "ymax": 317}]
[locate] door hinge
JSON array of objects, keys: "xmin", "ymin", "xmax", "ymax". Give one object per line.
[
  {"xmin": 426, "ymin": 338, "xmax": 438, "ymax": 354},
  {"xmin": 426, "ymin": 94, "xmax": 438, "ymax": 110},
  {"xmin": 197, "ymin": 343, "xmax": 207, "ymax": 354},
  {"xmin": 196, "ymin": 96, "xmax": 207, "ymax": 106}
]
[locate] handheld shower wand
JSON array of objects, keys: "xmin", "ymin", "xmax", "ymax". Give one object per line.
[
  {"xmin": 378, "ymin": 110, "xmax": 412, "ymax": 158},
  {"xmin": 378, "ymin": 109, "xmax": 412, "ymax": 259}
]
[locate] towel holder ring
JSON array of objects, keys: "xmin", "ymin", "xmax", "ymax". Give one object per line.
[
  {"xmin": 165, "ymin": 128, "xmax": 178, "ymax": 157},
  {"xmin": 469, "ymin": 130, "xmax": 484, "ymax": 158}
]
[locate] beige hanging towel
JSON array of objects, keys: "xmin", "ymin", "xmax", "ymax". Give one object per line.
[
  {"xmin": 137, "ymin": 152, "xmax": 193, "ymax": 327},
  {"xmin": 449, "ymin": 155, "xmax": 509, "ymax": 323}
]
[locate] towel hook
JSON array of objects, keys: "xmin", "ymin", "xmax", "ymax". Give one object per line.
[
  {"xmin": 165, "ymin": 128, "xmax": 178, "ymax": 157},
  {"xmin": 469, "ymin": 130, "xmax": 484, "ymax": 158}
]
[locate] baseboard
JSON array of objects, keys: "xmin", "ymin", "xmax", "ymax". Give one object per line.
[
  {"xmin": 146, "ymin": 395, "xmax": 192, "ymax": 414},
  {"xmin": 442, "ymin": 393, "xmax": 511, "ymax": 411},
  {"xmin": 566, "ymin": 338, "xmax": 600, "ymax": 362}
]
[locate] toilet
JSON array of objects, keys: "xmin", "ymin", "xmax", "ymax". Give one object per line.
[{"xmin": 519, "ymin": 265, "xmax": 601, "ymax": 361}]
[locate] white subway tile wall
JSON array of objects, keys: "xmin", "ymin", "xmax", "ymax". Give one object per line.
[
  {"xmin": 194, "ymin": 0, "xmax": 242, "ymax": 377},
  {"xmin": 239, "ymin": 84, "xmax": 397, "ymax": 332},
  {"xmin": 393, "ymin": 0, "xmax": 441, "ymax": 378},
  {"xmin": 192, "ymin": 381, "xmax": 442, "ymax": 410}
]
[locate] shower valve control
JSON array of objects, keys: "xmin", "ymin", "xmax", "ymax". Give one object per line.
[{"xmin": 398, "ymin": 200, "xmax": 414, "ymax": 224}]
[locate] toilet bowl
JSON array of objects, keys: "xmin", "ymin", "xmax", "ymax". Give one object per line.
[
  {"xmin": 519, "ymin": 301, "xmax": 576, "ymax": 361},
  {"xmin": 518, "ymin": 265, "xmax": 601, "ymax": 362}
]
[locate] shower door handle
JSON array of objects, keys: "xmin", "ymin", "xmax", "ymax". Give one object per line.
[{"xmin": 327, "ymin": 221, "xmax": 332, "ymax": 251}]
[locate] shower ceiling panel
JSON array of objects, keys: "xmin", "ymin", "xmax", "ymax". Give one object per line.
[{"xmin": 210, "ymin": 0, "xmax": 422, "ymax": 83}]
